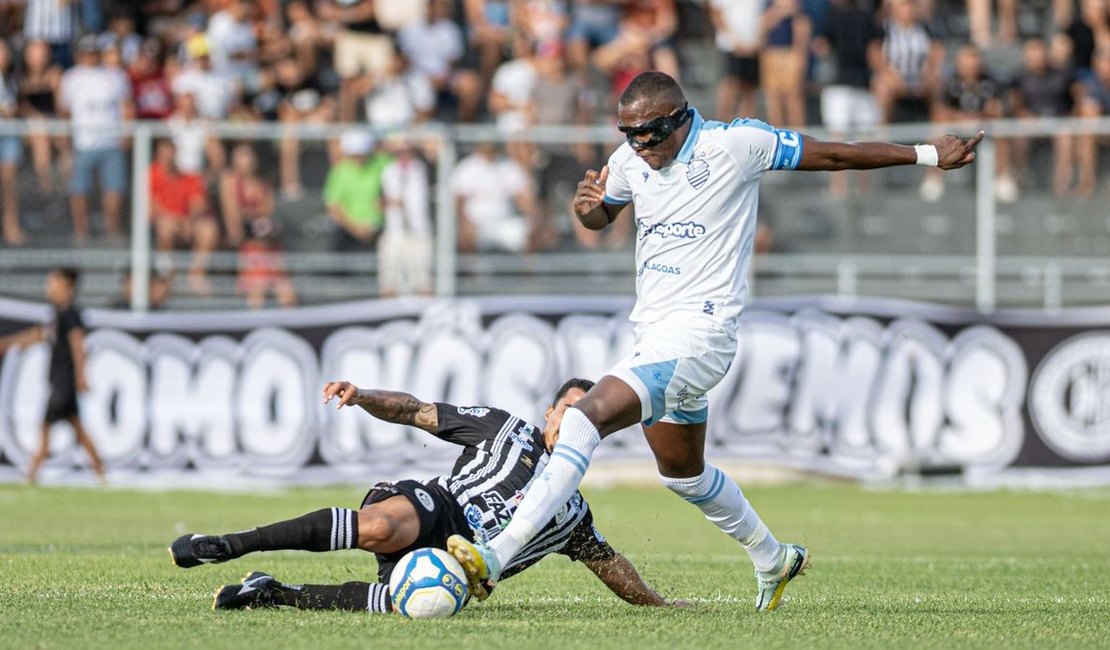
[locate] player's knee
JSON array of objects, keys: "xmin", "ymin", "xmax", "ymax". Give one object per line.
[
  {"xmin": 657, "ymin": 466, "xmax": 712, "ymax": 497},
  {"xmin": 356, "ymin": 508, "xmax": 397, "ymax": 550}
]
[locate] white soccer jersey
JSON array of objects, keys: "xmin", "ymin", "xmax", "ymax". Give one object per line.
[{"xmin": 603, "ymin": 107, "xmax": 803, "ymax": 329}]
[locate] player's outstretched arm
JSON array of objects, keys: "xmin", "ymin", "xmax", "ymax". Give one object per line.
[
  {"xmin": 0, "ymin": 326, "xmax": 45, "ymax": 354},
  {"xmin": 796, "ymin": 131, "xmax": 985, "ymax": 172},
  {"xmin": 572, "ymin": 166, "xmax": 625, "ymax": 230},
  {"xmin": 322, "ymin": 380, "xmax": 438, "ymax": 432},
  {"xmin": 585, "ymin": 553, "xmax": 687, "ymax": 607}
]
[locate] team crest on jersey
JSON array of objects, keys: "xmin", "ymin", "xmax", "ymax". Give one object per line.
[
  {"xmin": 521, "ymin": 455, "xmax": 534, "ymax": 469},
  {"xmin": 465, "ymin": 503, "xmax": 484, "ymax": 530},
  {"xmin": 686, "ymin": 158, "xmax": 710, "ymax": 189}
]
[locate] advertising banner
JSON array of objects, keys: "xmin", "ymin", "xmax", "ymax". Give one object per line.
[{"xmin": 1, "ymin": 295, "xmax": 1108, "ymax": 483}]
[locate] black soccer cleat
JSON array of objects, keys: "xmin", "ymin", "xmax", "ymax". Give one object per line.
[
  {"xmin": 169, "ymin": 533, "xmax": 233, "ymax": 568},
  {"xmin": 213, "ymin": 571, "xmax": 282, "ymax": 610}
]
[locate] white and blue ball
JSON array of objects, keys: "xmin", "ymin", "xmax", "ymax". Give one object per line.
[{"xmin": 388, "ymin": 548, "xmax": 468, "ymax": 618}]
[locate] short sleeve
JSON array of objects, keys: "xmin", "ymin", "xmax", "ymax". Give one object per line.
[
  {"xmin": 432, "ymin": 403, "xmax": 512, "ymax": 446},
  {"xmin": 59, "ymin": 308, "xmax": 84, "ymax": 338},
  {"xmin": 602, "ymin": 147, "xmax": 632, "ymax": 205},
  {"xmin": 558, "ymin": 505, "xmax": 617, "ymax": 563},
  {"xmin": 717, "ymin": 119, "xmax": 803, "ymax": 179}
]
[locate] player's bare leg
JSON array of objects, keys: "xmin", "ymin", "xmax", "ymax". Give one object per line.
[
  {"xmin": 70, "ymin": 417, "xmax": 106, "ymax": 483},
  {"xmin": 451, "ymin": 377, "xmax": 642, "ymax": 599},
  {"xmin": 644, "ymin": 420, "xmax": 809, "ymax": 611},
  {"xmin": 25, "ymin": 422, "xmax": 51, "ymax": 485}
]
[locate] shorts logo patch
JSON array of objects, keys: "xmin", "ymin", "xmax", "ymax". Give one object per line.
[
  {"xmin": 457, "ymin": 407, "xmax": 491, "ymax": 417},
  {"xmin": 703, "ymin": 300, "xmax": 716, "ymax": 315},
  {"xmin": 521, "ymin": 455, "xmax": 534, "ymax": 469},
  {"xmin": 414, "ymin": 488, "xmax": 435, "ymax": 512}
]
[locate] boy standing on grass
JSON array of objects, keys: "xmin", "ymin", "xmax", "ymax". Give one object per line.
[{"xmin": 0, "ymin": 268, "xmax": 105, "ymax": 484}]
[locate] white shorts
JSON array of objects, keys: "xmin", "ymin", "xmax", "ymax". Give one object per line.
[
  {"xmin": 820, "ymin": 85, "xmax": 879, "ymax": 134},
  {"xmin": 607, "ymin": 320, "xmax": 737, "ymax": 426}
]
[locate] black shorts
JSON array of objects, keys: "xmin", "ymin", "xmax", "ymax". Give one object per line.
[
  {"xmin": 44, "ymin": 382, "xmax": 79, "ymax": 424},
  {"xmin": 360, "ymin": 479, "xmax": 471, "ymax": 582},
  {"xmin": 723, "ymin": 52, "xmax": 759, "ymax": 85}
]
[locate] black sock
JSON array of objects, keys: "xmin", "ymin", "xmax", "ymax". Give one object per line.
[
  {"xmin": 224, "ymin": 507, "xmax": 359, "ymax": 557},
  {"xmin": 275, "ymin": 582, "xmax": 391, "ymax": 613}
]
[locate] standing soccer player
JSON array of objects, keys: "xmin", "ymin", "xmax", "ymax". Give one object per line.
[
  {"xmin": 0, "ymin": 268, "xmax": 106, "ymax": 484},
  {"xmin": 449, "ymin": 70, "xmax": 983, "ymax": 610}
]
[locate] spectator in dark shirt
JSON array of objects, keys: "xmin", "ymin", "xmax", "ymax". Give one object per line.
[
  {"xmin": 1076, "ymin": 46, "xmax": 1110, "ymax": 197},
  {"xmin": 1061, "ymin": 0, "xmax": 1110, "ymax": 81},
  {"xmin": 1011, "ymin": 37, "xmax": 1080, "ymax": 197},
  {"xmin": 0, "ymin": 268, "xmax": 106, "ymax": 485},
  {"xmin": 760, "ymin": 0, "xmax": 811, "ymax": 127},
  {"xmin": 814, "ymin": 0, "xmax": 881, "ymax": 197},
  {"xmin": 274, "ymin": 55, "xmax": 334, "ymax": 199},
  {"xmin": 922, "ymin": 45, "xmax": 1014, "ymax": 202}
]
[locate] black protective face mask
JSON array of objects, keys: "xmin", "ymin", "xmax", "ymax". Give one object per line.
[{"xmin": 618, "ymin": 103, "xmax": 690, "ymax": 151}]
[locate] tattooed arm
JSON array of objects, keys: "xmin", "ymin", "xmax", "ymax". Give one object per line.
[{"xmin": 322, "ymin": 380, "xmax": 439, "ymax": 433}]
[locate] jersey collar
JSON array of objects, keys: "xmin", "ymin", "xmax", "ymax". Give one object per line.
[{"xmin": 674, "ymin": 107, "xmax": 704, "ymax": 165}]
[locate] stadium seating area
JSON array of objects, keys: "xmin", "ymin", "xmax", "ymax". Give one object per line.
[{"xmin": 2, "ymin": 0, "xmax": 1110, "ymax": 309}]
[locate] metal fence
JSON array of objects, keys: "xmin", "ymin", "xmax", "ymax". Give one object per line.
[{"xmin": 3, "ymin": 116, "xmax": 1110, "ymax": 312}]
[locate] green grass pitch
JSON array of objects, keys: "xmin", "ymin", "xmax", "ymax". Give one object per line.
[{"xmin": 1, "ymin": 482, "xmax": 1108, "ymax": 649}]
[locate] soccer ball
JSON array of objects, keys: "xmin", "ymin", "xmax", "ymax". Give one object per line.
[{"xmin": 388, "ymin": 548, "xmax": 469, "ymax": 618}]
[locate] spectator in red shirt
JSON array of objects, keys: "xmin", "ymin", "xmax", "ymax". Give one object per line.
[
  {"xmin": 150, "ymin": 138, "xmax": 219, "ymax": 294},
  {"xmin": 129, "ymin": 40, "xmax": 174, "ymax": 120}
]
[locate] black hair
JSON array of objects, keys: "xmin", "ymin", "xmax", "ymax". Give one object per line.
[
  {"xmin": 551, "ymin": 378, "xmax": 595, "ymax": 407},
  {"xmin": 618, "ymin": 71, "xmax": 686, "ymax": 110},
  {"xmin": 51, "ymin": 267, "xmax": 79, "ymax": 286}
]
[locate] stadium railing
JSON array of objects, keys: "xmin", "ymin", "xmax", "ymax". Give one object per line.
[{"xmin": 2, "ymin": 116, "xmax": 1110, "ymax": 312}]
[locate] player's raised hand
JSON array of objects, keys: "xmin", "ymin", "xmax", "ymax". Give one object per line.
[
  {"xmin": 322, "ymin": 380, "xmax": 361, "ymax": 408},
  {"xmin": 933, "ymin": 131, "xmax": 985, "ymax": 170},
  {"xmin": 573, "ymin": 165, "xmax": 609, "ymax": 218}
]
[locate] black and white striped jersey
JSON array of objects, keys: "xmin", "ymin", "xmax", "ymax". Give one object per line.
[
  {"xmin": 880, "ymin": 20, "xmax": 936, "ymax": 86},
  {"xmin": 430, "ymin": 403, "xmax": 614, "ymax": 577}
]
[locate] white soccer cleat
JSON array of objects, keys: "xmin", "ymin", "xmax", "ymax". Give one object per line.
[{"xmin": 755, "ymin": 543, "xmax": 810, "ymax": 612}]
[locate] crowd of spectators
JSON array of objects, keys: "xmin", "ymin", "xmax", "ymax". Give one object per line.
[{"xmin": 1, "ymin": 0, "xmax": 1110, "ymax": 304}]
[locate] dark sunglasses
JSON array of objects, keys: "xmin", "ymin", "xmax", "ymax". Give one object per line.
[{"xmin": 617, "ymin": 103, "xmax": 690, "ymax": 151}]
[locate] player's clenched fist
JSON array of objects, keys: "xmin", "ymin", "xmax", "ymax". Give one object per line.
[
  {"xmin": 573, "ymin": 165, "xmax": 610, "ymax": 218},
  {"xmin": 322, "ymin": 380, "xmax": 361, "ymax": 408}
]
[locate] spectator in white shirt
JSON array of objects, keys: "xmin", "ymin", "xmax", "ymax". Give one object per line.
[
  {"xmin": 207, "ymin": 0, "xmax": 259, "ymax": 89},
  {"xmin": 168, "ymin": 92, "xmax": 225, "ymax": 179},
  {"xmin": 451, "ymin": 143, "xmax": 538, "ymax": 254},
  {"xmin": 59, "ymin": 36, "xmax": 132, "ymax": 241},
  {"xmin": 379, "ymin": 140, "xmax": 434, "ymax": 297},
  {"xmin": 343, "ymin": 42, "xmax": 434, "ymax": 130},
  {"xmin": 397, "ymin": 0, "xmax": 482, "ymax": 121},
  {"xmin": 171, "ymin": 35, "xmax": 241, "ymax": 120},
  {"xmin": 709, "ymin": 0, "xmax": 763, "ymax": 120}
]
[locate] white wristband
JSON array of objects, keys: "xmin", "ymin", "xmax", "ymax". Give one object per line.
[{"xmin": 914, "ymin": 144, "xmax": 939, "ymax": 167}]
